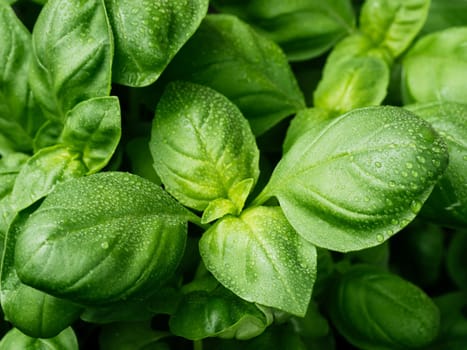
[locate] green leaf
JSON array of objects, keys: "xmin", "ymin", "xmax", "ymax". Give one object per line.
[
  {"xmin": 0, "ymin": 152, "xmax": 29, "ymax": 200},
  {"xmin": 211, "ymin": 0, "xmax": 355, "ymax": 61},
  {"xmin": 407, "ymin": 102, "xmax": 467, "ymax": 227},
  {"xmin": 359, "ymin": 0, "xmax": 431, "ymax": 58},
  {"xmin": 313, "ymin": 34, "xmax": 390, "ymax": 115},
  {"xmin": 60, "ymin": 96, "xmax": 121, "ymax": 174},
  {"xmin": 199, "ymin": 206, "xmax": 317, "ymax": 316},
  {"xmin": 15, "ymin": 172, "xmax": 188, "ymax": 304},
  {"xmin": 1, "ymin": 211, "xmax": 83, "ymax": 338},
  {"xmin": 169, "ymin": 285, "xmax": 272, "ymax": 340},
  {"xmin": 256, "ymin": 106, "xmax": 449, "ymax": 252},
  {"xmin": 29, "ymin": 0, "xmax": 113, "ymax": 120},
  {"xmin": 32, "ymin": 120, "xmax": 63, "ymax": 152},
  {"xmin": 421, "ymin": 0, "xmax": 467, "ymax": 35},
  {"xmin": 103, "ymin": 0, "xmax": 208, "ymax": 87},
  {"xmin": 99, "ymin": 321, "xmax": 169, "ymax": 350},
  {"xmin": 402, "ymin": 27, "xmax": 467, "ymax": 105},
  {"xmin": 0, "ymin": 3, "xmax": 42, "ymax": 153},
  {"xmin": 328, "ymin": 265, "xmax": 440, "ymax": 349},
  {"xmin": 150, "ymin": 81, "xmax": 259, "ymax": 217},
  {"xmin": 0, "ymin": 327, "xmax": 78, "ymax": 350},
  {"xmin": 160, "ymin": 14, "xmax": 306, "ymax": 135},
  {"xmin": 10, "ymin": 145, "xmax": 87, "ymax": 213}
]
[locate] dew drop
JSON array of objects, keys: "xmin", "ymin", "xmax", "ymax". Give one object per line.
[
  {"xmin": 389, "ymin": 181, "xmax": 396, "ymax": 187},
  {"xmin": 416, "ymin": 156, "xmax": 426, "ymax": 164},
  {"xmin": 376, "ymin": 234, "xmax": 384, "ymax": 243},
  {"xmin": 375, "ymin": 162, "xmax": 382, "ymax": 168},
  {"xmin": 406, "ymin": 162, "xmax": 413, "ymax": 169},
  {"xmin": 410, "ymin": 200, "xmax": 422, "ymax": 214},
  {"xmin": 463, "ymin": 155, "xmax": 467, "ymax": 161},
  {"xmin": 101, "ymin": 242, "xmax": 109, "ymax": 249}
]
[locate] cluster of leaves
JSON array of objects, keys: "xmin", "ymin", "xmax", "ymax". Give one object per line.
[{"xmin": 0, "ymin": 0, "xmax": 466, "ymax": 349}]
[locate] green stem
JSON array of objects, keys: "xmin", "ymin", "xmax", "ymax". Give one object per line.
[
  {"xmin": 193, "ymin": 340, "xmax": 203, "ymax": 350},
  {"xmin": 186, "ymin": 210, "xmax": 210, "ymax": 231}
]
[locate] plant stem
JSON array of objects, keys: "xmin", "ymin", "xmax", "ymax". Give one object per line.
[{"xmin": 193, "ymin": 340, "xmax": 203, "ymax": 350}]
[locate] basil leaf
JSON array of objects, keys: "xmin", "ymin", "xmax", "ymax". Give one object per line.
[
  {"xmin": 0, "ymin": 153, "xmax": 28, "ymax": 200},
  {"xmin": 407, "ymin": 102, "xmax": 467, "ymax": 227},
  {"xmin": 257, "ymin": 106, "xmax": 449, "ymax": 252},
  {"xmin": 431, "ymin": 292, "xmax": 467, "ymax": 347},
  {"xmin": 60, "ymin": 96, "xmax": 121, "ymax": 174},
  {"xmin": 0, "ymin": 327, "xmax": 78, "ymax": 350},
  {"xmin": 401, "ymin": 27, "xmax": 467, "ymax": 105},
  {"xmin": 15, "ymin": 172, "xmax": 188, "ymax": 304},
  {"xmin": 313, "ymin": 34, "xmax": 390, "ymax": 115},
  {"xmin": 104, "ymin": 0, "xmax": 208, "ymax": 87},
  {"xmin": 199, "ymin": 206, "xmax": 317, "ymax": 316},
  {"xmin": 150, "ymin": 82, "xmax": 259, "ymax": 221},
  {"xmin": 421, "ymin": 0, "xmax": 467, "ymax": 35},
  {"xmin": 1, "ymin": 211, "xmax": 82, "ymax": 338},
  {"xmin": 211, "ymin": 0, "xmax": 355, "ymax": 61},
  {"xmin": 29, "ymin": 0, "xmax": 113, "ymax": 120},
  {"xmin": 161, "ymin": 14, "xmax": 306, "ymax": 135},
  {"xmin": 170, "ymin": 286, "xmax": 272, "ymax": 341},
  {"xmin": 10, "ymin": 145, "xmax": 87, "ymax": 213},
  {"xmin": 359, "ymin": 0, "xmax": 430, "ymax": 58},
  {"xmin": 0, "ymin": 3, "xmax": 41, "ymax": 153},
  {"xmin": 328, "ymin": 265, "xmax": 440, "ymax": 349}
]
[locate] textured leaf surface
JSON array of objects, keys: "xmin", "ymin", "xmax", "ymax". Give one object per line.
[
  {"xmin": 407, "ymin": 102, "xmax": 467, "ymax": 227},
  {"xmin": 29, "ymin": 0, "xmax": 113, "ymax": 119},
  {"xmin": 0, "ymin": 327, "xmax": 78, "ymax": 350},
  {"xmin": 359, "ymin": 0, "xmax": 430, "ymax": 58},
  {"xmin": 200, "ymin": 206, "xmax": 317, "ymax": 316},
  {"xmin": 15, "ymin": 172, "xmax": 188, "ymax": 304},
  {"xmin": 211, "ymin": 0, "xmax": 355, "ymax": 61},
  {"xmin": 104, "ymin": 0, "xmax": 208, "ymax": 86},
  {"xmin": 60, "ymin": 96, "xmax": 121, "ymax": 174},
  {"xmin": 150, "ymin": 82, "xmax": 259, "ymax": 217},
  {"xmin": 258, "ymin": 106, "xmax": 449, "ymax": 252},
  {"xmin": 161, "ymin": 14, "xmax": 306, "ymax": 135}
]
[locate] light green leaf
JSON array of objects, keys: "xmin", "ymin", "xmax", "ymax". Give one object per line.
[
  {"xmin": 160, "ymin": 14, "xmax": 306, "ymax": 135},
  {"xmin": 169, "ymin": 285, "xmax": 272, "ymax": 340},
  {"xmin": 328, "ymin": 265, "xmax": 440, "ymax": 349},
  {"xmin": 402, "ymin": 27, "xmax": 467, "ymax": 105},
  {"xmin": 10, "ymin": 145, "xmax": 87, "ymax": 213},
  {"xmin": 211, "ymin": 0, "xmax": 355, "ymax": 61},
  {"xmin": 29, "ymin": 0, "xmax": 113, "ymax": 120},
  {"xmin": 313, "ymin": 34, "xmax": 390, "ymax": 115},
  {"xmin": 150, "ymin": 81, "xmax": 259, "ymax": 217},
  {"xmin": 0, "ymin": 3, "xmax": 42, "ymax": 153},
  {"xmin": 359, "ymin": 0, "xmax": 431, "ymax": 58},
  {"xmin": 15, "ymin": 172, "xmax": 188, "ymax": 304},
  {"xmin": 199, "ymin": 206, "xmax": 317, "ymax": 316},
  {"xmin": 407, "ymin": 102, "xmax": 467, "ymax": 227},
  {"xmin": 0, "ymin": 152, "xmax": 29, "ymax": 200},
  {"xmin": 256, "ymin": 106, "xmax": 449, "ymax": 252},
  {"xmin": 0, "ymin": 327, "xmax": 78, "ymax": 350},
  {"xmin": 104, "ymin": 0, "xmax": 208, "ymax": 87},
  {"xmin": 60, "ymin": 96, "xmax": 121, "ymax": 174}
]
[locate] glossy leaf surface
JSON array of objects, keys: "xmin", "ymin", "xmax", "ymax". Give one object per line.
[
  {"xmin": 161, "ymin": 14, "xmax": 306, "ymax": 135},
  {"xmin": 104, "ymin": 0, "xmax": 209, "ymax": 86},
  {"xmin": 0, "ymin": 327, "xmax": 78, "ymax": 350},
  {"xmin": 257, "ymin": 106, "xmax": 449, "ymax": 252},
  {"xmin": 328, "ymin": 265, "xmax": 440, "ymax": 349},
  {"xmin": 150, "ymin": 82, "xmax": 259, "ymax": 219},
  {"xmin": 407, "ymin": 102, "xmax": 467, "ymax": 227},
  {"xmin": 170, "ymin": 286, "xmax": 271, "ymax": 340},
  {"xmin": 29, "ymin": 0, "xmax": 113, "ymax": 119},
  {"xmin": 199, "ymin": 206, "xmax": 317, "ymax": 316},
  {"xmin": 60, "ymin": 96, "xmax": 121, "ymax": 174},
  {"xmin": 359, "ymin": 0, "xmax": 430, "ymax": 58},
  {"xmin": 402, "ymin": 27, "xmax": 467, "ymax": 104},
  {"xmin": 15, "ymin": 172, "xmax": 188, "ymax": 304},
  {"xmin": 211, "ymin": 0, "xmax": 355, "ymax": 61}
]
